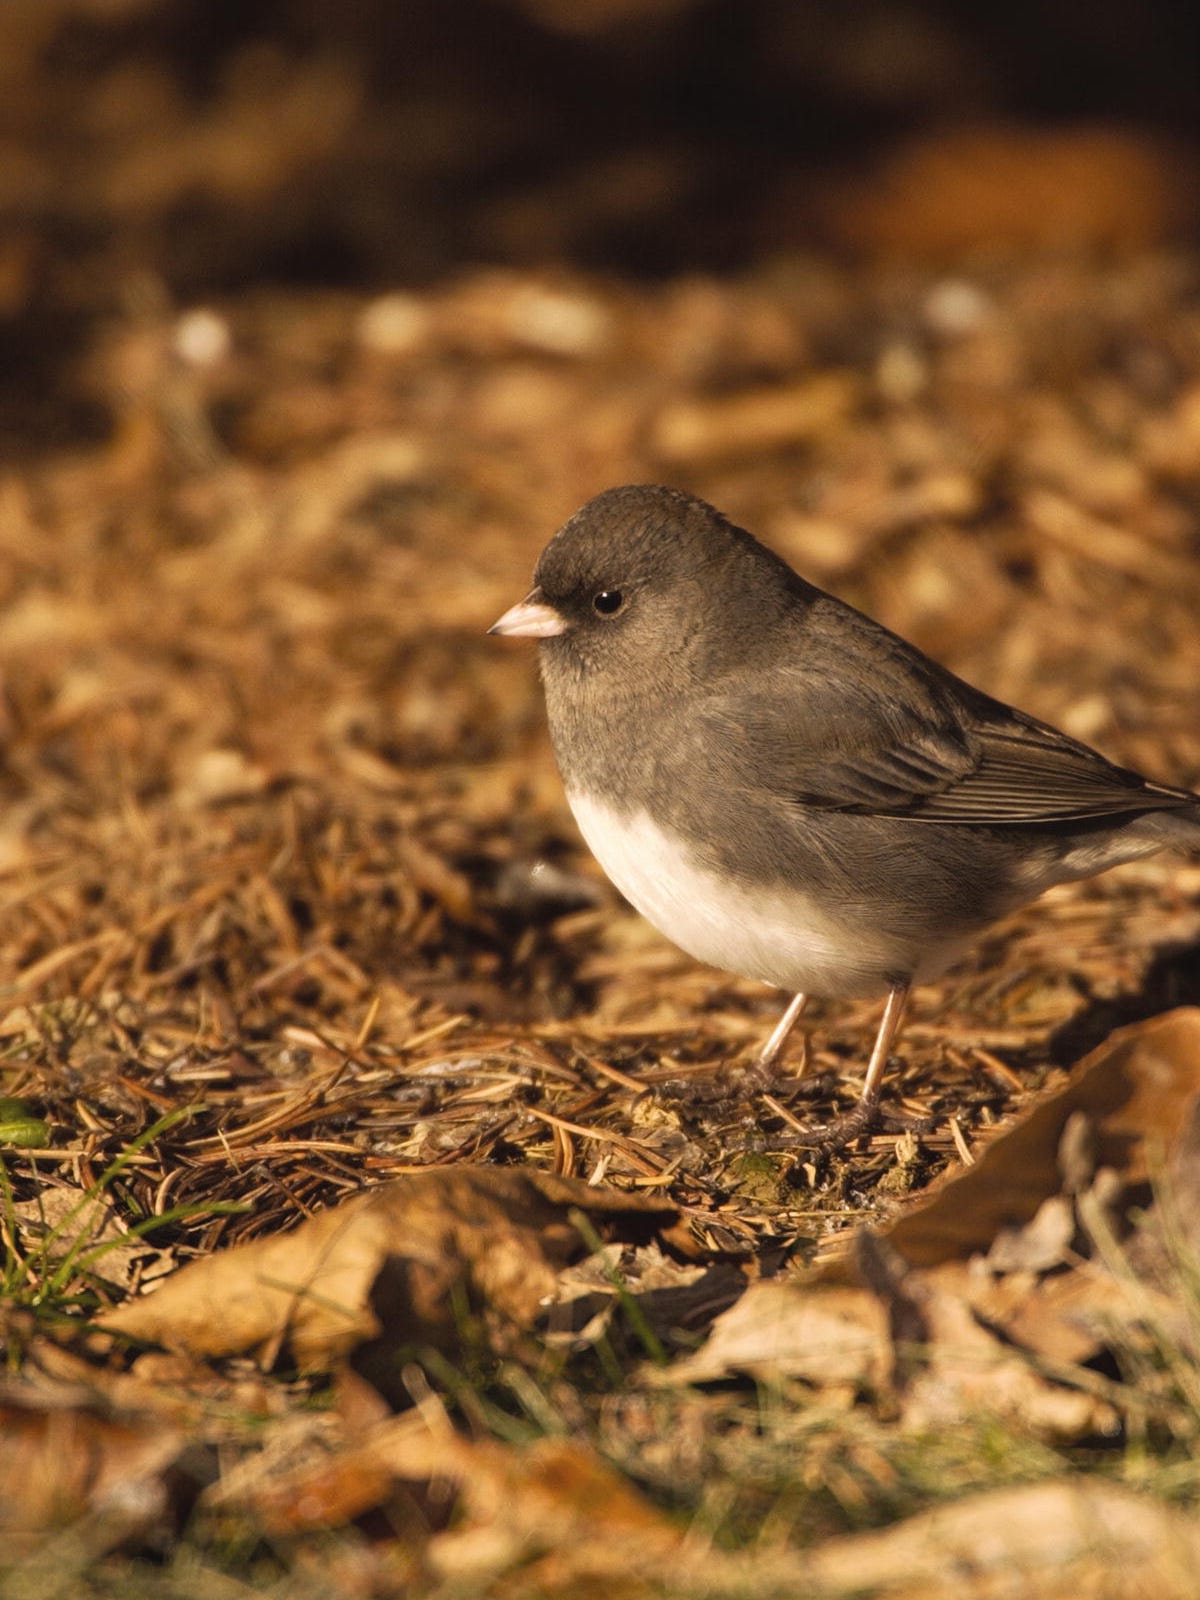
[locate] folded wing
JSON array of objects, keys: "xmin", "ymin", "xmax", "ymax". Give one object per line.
[{"xmin": 699, "ymin": 603, "xmax": 1197, "ymax": 827}]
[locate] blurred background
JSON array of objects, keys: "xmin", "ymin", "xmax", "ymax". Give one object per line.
[{"xmin": 5, "ymin": 0, "xmax": 1200, "ymax": 450}]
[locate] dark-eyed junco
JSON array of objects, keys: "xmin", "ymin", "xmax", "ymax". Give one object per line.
[{"xmin": 490, "ymin": 485, "xmax": 1200, "ymax": 1142}]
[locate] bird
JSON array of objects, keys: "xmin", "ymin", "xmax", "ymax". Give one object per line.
[{"xmin": 489, "ymin": 485, "xmax": 1200, "ymax": 1143}]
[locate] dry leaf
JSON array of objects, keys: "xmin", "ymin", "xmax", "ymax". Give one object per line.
[
  {"xmin": 867, "ymin": 1010, "xmax": 1200, "ymax": 1373},
  {"xmin": 12, "ymin": 1184, "xmax": 174, "ymax": 1293},
  {"xmin": 886, "ymin": 1009, "xmax": 1200, "ymax": 1268},
  {"xmin": 100, "ymin": 1167, "xmax": 678, "ymax": 1373},
  {"xmin": 206, "ymin": 1417, "xmax": 1200, "ymax": 1598},
  {"xmin": 661, "ymin": 1280, "xmax": 888, "ymax": 1389},
  {"xmin": 374, "ymin": 1426, "xmax": 684, "ymax": 1586},
  {"xmin": 208, "ymin": 1417, "xmax": 425, "ymax": 1538},
  {"xmin": 806, "ymin": 1478, "xmax": 1200, "ymax": 1599},
  {"xmin": 846, "ymin": 1231, "xmax": 1117, "ymax": 1440},
  {"xmin": 0, "ymin": 1384, "xmax": 194, "ymax": 1550},
  {"xmin": 983, "ymin": 1192, "xmax": 1077, "ymax": 1274},
  {"xmin": 894, "ymin": 1274, "xmax": 1117, "ymax": 1440}
]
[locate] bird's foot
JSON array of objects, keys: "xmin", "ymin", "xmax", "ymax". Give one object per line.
[
  {"xmin": 654, "ymin": 995, "xmax": 811, "ymax": 1108},
  {"xmin": 655, "ymin": 1043, "xmax": 811, "ymax": 1108},
  {"xmin": 740, "ymin": 1096, "xmax": 934, "ymax": 1155},
  {"xmin": 654, "ymin": 1060, "xmax": 771, "ymax": 1107}
]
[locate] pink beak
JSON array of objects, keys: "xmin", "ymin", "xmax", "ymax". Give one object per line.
[{"xmin": 487, "ymin": 588, "xmax": 568, "ymax": 639}]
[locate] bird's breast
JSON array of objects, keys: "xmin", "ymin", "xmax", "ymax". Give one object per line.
[{"xmin": 564, "ymin": 788, "xmax": 926, "ymax": 999}]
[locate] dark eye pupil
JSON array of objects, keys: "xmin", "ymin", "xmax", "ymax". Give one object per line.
[{"xmin": 593, "ymin": 590, "xmax": 623, "ymax": 615}]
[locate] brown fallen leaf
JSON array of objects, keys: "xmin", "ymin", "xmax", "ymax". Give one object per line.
[
  {"xmin": 100, "ymin": 1167, "xmax": 678, "ymax": 1375},
  {"xmin": 204, "ymin": 1412, "xmax": 437, "ymax": 1540},
  {"xmin": 886, "ymin": 1008, "xmax": 1200, "ymax": 1268},
  {"xmin": 206, "ymin": 1409, "xmax": 688, "ymax": 1588},
  {"xmin": 665, "ymin": 1243, "xmax": 1114, "ymax": 1442},
  {"xmin": 983, "ymin": 1190, "xmax": 1077, "ymax": 1274},
  {"xmin": 374, "ymin": 1425, "xmax": 685, "ymax": 1587},
  {"xmin": 660, "ymin": 1280, "xmax": 889, "ymax": 1391},
  {"xmin": 0, "ymin": 1383, "xmax": 197, "ymax": 1553},
  {"xmin": 11, "ymin": 1182, "xmax": 176, "ymax": 1294},
  {"xmin": 805, "ymin": 1477, "xmax": 1200, "ymax": 1600},
  {"xmin": 859, "ymin": 1241, "xmax": 1119, "ymax": 1442},
  {"xmin": 869, "ymin": 1009, "xmax": 1200, "ymax": 1374}
]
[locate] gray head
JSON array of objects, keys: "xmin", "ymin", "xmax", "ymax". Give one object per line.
[{"xmin": 489, "ymin": 485, "xmax": 815, "ymax": 689}]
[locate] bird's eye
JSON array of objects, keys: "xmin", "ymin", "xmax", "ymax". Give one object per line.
[{"xmin": 592, "ymin": 589, "xmax": 624, "ymax": 615}]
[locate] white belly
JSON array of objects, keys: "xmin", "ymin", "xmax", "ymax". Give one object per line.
[{"xmin": 566, "ymin": 790, "xmax": 918, "ymax": 999}]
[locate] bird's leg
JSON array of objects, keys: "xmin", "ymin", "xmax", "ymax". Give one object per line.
[
  {"xmin": 744, "ymin": 980, "xmax": 918, "ymax": 1151},
  {"xmin": 749, "ymin": 991, "xmax": 809, "ymax": 1083},
  {"xmin": 858, "ymin": 981, "xmax": 911, "ymax": 1110},
  {"xmin": 822, "ymin": 980, "xmax": 912, "ymax": 1142},
  {"xmin": 656, "ymin": 990, "xmax": 810, "ymax": 1107}
]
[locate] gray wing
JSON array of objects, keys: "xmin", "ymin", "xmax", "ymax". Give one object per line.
[
  {"xmin": 810, "ymin": 716, "xmax": 1193, "ymax": 823},
  {"xmin": 700, "ymin": 604, "xmax": 1196, "ymax": 826}
]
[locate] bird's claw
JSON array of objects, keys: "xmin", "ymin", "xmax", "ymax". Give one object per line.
[{"xmin": 737, "ymin": 1097, "xmax": 934, "ymax": 1156}]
